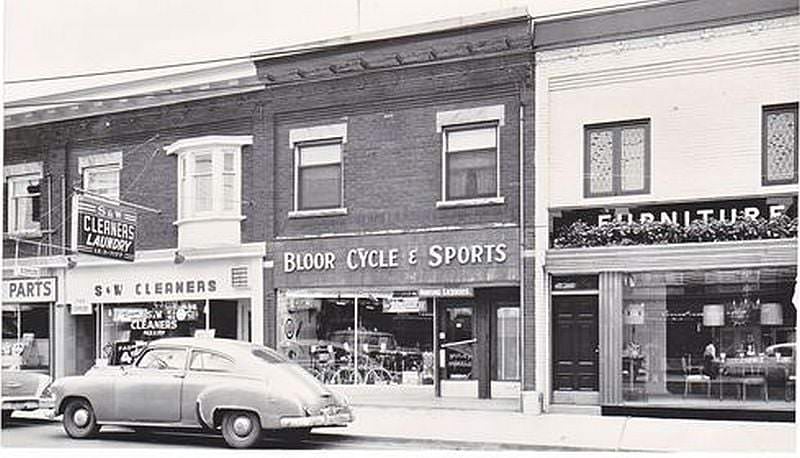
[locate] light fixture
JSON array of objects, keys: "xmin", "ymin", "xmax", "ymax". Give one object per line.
[
  {"xmin": 174, "ymin": 251, "xmax": 185, "ymax": 264},
  {"xmin": 760, "ymin": 302, "xmax": 783, "ymax": 326},
  {"xmin": 66, "ymin": 257, "xmax": 77, "ymax": 270},
  {"xmin": 702, "ymin": 304, "xmax": 725, "ymax": 327}
]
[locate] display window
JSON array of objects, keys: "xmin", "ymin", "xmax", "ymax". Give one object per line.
[
  {"xmin": 100, "ymin": 300, "xmax": 250, "ymax": 365},
  {"xmin": 1, "ymin": 303, "xmax": 52, "ymax": 374},
  {"xmin": 276, "ymin": 291, "xmax": 435, "ymax": 386},
  {"xmin": 621, "ymin": 266, "xmax": 797, "ymax": 410}
]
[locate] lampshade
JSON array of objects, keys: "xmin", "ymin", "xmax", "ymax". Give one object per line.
[
  {"xmin": 760, "ymin": 302, "xmax": 783, "ymax": 326},
  {"xmin": 703, "ymin": 304, "xmax": 725, "ymax": 327}
]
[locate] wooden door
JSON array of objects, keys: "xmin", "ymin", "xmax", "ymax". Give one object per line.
[{"xmin": 553, "ymin": 296, "xmax": 599, "ymax": 391}]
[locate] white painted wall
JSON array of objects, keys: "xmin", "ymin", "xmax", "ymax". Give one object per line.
[
  {"xmin": 538, "ymin": 15, "xmax": 799, "ymax": 209},
  {"xmin": 533, "ymin": 14, "xmax": 800, "ymax": 410}
]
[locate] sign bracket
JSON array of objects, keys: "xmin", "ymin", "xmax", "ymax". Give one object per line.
[{"xmin": 73, "ymin": 187, "xmax": 162, "ymax": 214}]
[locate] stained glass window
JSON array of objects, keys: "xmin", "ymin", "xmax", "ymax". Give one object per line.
[
  {"xmin": 585, "ymin": 121, "xmax": 650, "ymax": 197},
  {"xmin": 763, "ymin": 104, "xmax": 798, "ymax": 185}
]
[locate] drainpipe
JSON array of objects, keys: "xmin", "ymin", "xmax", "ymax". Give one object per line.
[{"xmin": 518, "ymin": 90, "xmax": 526, "ymax": 398}]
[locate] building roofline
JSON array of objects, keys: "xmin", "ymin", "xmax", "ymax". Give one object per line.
[
  {"xmin": 250, "ymin": 6, "xmax": 531, "ymax": 61},
  {"xmin": 533, "ymin": 0, "xmax": 799, "ymax": 51}
]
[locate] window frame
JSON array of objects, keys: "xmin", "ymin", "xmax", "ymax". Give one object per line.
[
  {"xmin": 135, "ymin": 346, "xmax": 189, "ymax": 371},
  {"xmin": 762, "ymin": 102, "xmax": 799, "ymax": 186},
  {"xmin": 6, "ymin": 171, "xmax": 43, "ymax": 235},
  {"xmin": 188, "ymin": 349, "xmax": 236, "ymax": 373},
  {"xmin": 176, "ymin": 146, "xmax": 242, "ymax": 220},
  {"xmin": 82, "ymin": 163, "xmax": 121, "ymax": 201},
  {"xmin": 583, "ymin": 119, "xmax": 651, "ymax": 198},
  {"xmin": 293, "ymin": 138, "xmax": 345, "ymax": 212},
  {"xmin": 441, "ymin": 121, "xmax": 501, "ymax": 203}
]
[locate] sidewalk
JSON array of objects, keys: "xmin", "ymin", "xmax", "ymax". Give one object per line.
[
  {"xmin": 14, "ymin": 406, "xmax": 796, "ymax": 452},
  {"xmin": 317, "ymin": 405, "xmax": 796, "ymax": 452}
]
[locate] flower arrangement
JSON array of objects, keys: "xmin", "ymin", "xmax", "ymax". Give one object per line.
[{"xmin": 552, "ymin": 215, "xmax": 798, "ymax": 248}]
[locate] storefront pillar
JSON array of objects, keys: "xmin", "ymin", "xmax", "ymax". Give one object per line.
[
  {"xmin": 599, "ymin": 272, "xmax": 623, "ymax": 405},
  {"xmin": 476, "ymin": 295, "xmax": 492, "ymax": 399}
]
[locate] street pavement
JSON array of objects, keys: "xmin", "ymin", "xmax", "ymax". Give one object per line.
[{"xmin": 0, "ymin": 415, "xmax": 588, "ymax": 451}]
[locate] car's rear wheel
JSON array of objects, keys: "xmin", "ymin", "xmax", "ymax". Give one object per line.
[
  {"xmin": 63, "ymin": 398, "xmax": 100, "ymax": 439},
  {"xmin": 220, "ymin": 410, "xmax": 261, "ymax": 449}
]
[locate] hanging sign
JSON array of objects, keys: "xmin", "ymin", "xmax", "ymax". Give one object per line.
[
  {"xmin": 418, "ymin": 287, "xmax": 474, "ymax": 298},
  {"xmin": 71, "ymin": 297, "xmax": 93, "ymax": 315},
  {"xmin": 76, "ymin": 195, "xmax": 137, "ymax": 261}
]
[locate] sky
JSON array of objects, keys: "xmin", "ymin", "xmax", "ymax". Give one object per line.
[{"xmin": 3, "ymin": 0, "xmax": 647, "ymax": 101}]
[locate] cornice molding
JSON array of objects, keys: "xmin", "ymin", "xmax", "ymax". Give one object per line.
[
  {"xmin": 536, "ymin": 15, "xmax": 799, "ymax": 67},
  {"xmin": 547, "ymin": 44, "xmax": 798, "ymax": 91}
]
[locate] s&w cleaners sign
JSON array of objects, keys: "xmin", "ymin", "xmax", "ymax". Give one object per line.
[{"xmin": 76, "ymin": 195, "xmax": 137, "ymax": 261}]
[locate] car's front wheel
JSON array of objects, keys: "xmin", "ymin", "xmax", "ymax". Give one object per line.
[
  {"xmin": 63, "ymin": 398, "xmax": 100, "ymax": 439},
  {"xmin": 220, "ymin": 410, "xmax": 261, "ymax": 448}
]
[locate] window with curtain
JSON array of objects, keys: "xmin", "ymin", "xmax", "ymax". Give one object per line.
[
  {"xmin": 296, "ymin": 141, "xmax": 343, "ymax": 211},
  {"xmin": 444, "ymin": 124, "xmax": 498, "ymax": 201},
  {"xmin": 6, "ymin": 173, "xmax": 42, "ymax": 234}
]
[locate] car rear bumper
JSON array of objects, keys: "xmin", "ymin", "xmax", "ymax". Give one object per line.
[{"xmin": 279, "ymin": 412, "xmax": 353, "ymax": 428}]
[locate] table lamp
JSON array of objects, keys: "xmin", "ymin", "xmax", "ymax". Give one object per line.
[{"xmin": 703, "ymin": 304, "xmax": 725, "ymax": 357}]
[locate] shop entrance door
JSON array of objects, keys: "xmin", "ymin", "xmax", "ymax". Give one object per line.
[{"xmin": 552, "ymin": 296, "xmax": 599, "ymax": 392}]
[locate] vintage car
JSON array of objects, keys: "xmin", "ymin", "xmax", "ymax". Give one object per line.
[
  {"xmin": 2, "ymin": 343, "xmax": 54, "ymax": 424},
  {"xmin": 49, "ymin": 337, "xmax": 353, "ymax": 448},
  {"xmin": 1, "ymin": 369, "xmax": 53, "ymax": 424}
]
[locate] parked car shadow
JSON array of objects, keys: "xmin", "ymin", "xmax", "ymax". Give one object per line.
[{"xmin": 94, "ymin": 428, "xmax": 336, "ymax": 449}]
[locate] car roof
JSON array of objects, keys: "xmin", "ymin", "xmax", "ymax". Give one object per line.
[{"xmin": 149, "ymin": 337, "xmax": 260, "ymax": 357}]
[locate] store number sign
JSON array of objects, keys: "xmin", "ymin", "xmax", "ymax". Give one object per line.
[{"xmin": 283, "ymin": 243, "xmax": 509, "ymax": 274}]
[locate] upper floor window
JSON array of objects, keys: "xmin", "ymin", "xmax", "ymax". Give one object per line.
[
  {"xmin": 79, "ymin": 152, "xmax": 122, "ymax": 201},
  {"xmin": 762, "ymin": 103, "xmax": 798, "ymax": 186},
  {"xmin": 444, "ymin": 123, "xmax": 499, "ymax": 201},
  {"xmin": 4, "ymin": 162, "xmax": 42, "ymax": 235},
  {"xmin": 165, "ymin": 136, "xmax": 251, "ymax": 221},
  {"xmin": 436, "ymin": 104, "xmax": 505, "ymax": 206},
  {"xmin": 296, "ymin": 141, "xmax": 343, "ymax": 211},
  {"xmin": 584, "ymin": 120, "xmax": 650, "ymax": 197},
  {"xmin": 289, "ymin": 123, "xmax": 348, "ymax": 217}
]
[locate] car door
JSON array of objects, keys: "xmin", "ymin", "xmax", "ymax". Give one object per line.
[
  {"xmin": 180, "ymin": 349, "xmax": 237, "ymax": 424},
  {"xmin": 113, "ymin": 346, "xmax": 187, "ymax": 422}
]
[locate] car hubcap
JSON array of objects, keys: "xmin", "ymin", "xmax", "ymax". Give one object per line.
[
  {"xmin": 232, "ymin": 416, "xmax": 252, "ymax": 437},
  {"xmin": 73, "ymin": 408, "xmax": 89, "ymax": 428}
]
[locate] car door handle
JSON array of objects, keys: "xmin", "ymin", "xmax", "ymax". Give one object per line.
[{"xmin": 172, "ymin": 373, "xmax": 186, "ymax": 379}]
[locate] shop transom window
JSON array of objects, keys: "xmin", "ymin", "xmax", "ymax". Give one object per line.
[
  {"xmin": 584, "ymin": 120, "xmax": 651, "ymax": 197},
  {"xmin": 762, "ymin": 103, "xmax": 798, "ymax": 186}
]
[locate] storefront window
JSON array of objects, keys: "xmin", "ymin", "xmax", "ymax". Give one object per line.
[
  {"xmin": 101, "ymin": 301, "xmax": 206, "ymax": 364},
  {"xmin": 621, "ymin": 267, "xmax": 796, "ymax": 409},
  {"xmin": 1, "ymin": 303, "xmax": 51, "ymax": 374},
  {"xmin": 276, "ymin": 291, "xmax": 434, "ymax": 385}
]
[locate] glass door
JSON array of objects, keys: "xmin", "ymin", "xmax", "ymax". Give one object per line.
[
  {"xmin": 442, "ymin": 306, "xmax": 475, "ymax": 380},
  {"xmin": 495, "ymin": 306, "xmax": 520, "ymax": 380}
]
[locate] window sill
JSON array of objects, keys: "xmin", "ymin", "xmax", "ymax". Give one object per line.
[
  {"xmin": 173, "ymin": 215, "xmax": 246, "ymax": 226},
  {"xmin": 436, "ymin": 197, "xmax": 505, "ymax": 209},
  {"xmin": 288, "ymin": 208, "xmax": 348, "ymax": 219}
]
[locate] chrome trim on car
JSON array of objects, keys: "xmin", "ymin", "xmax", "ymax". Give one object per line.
[{"xmin": 279, "ymin": 412, "xmax": 353, "ymax": 428}]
